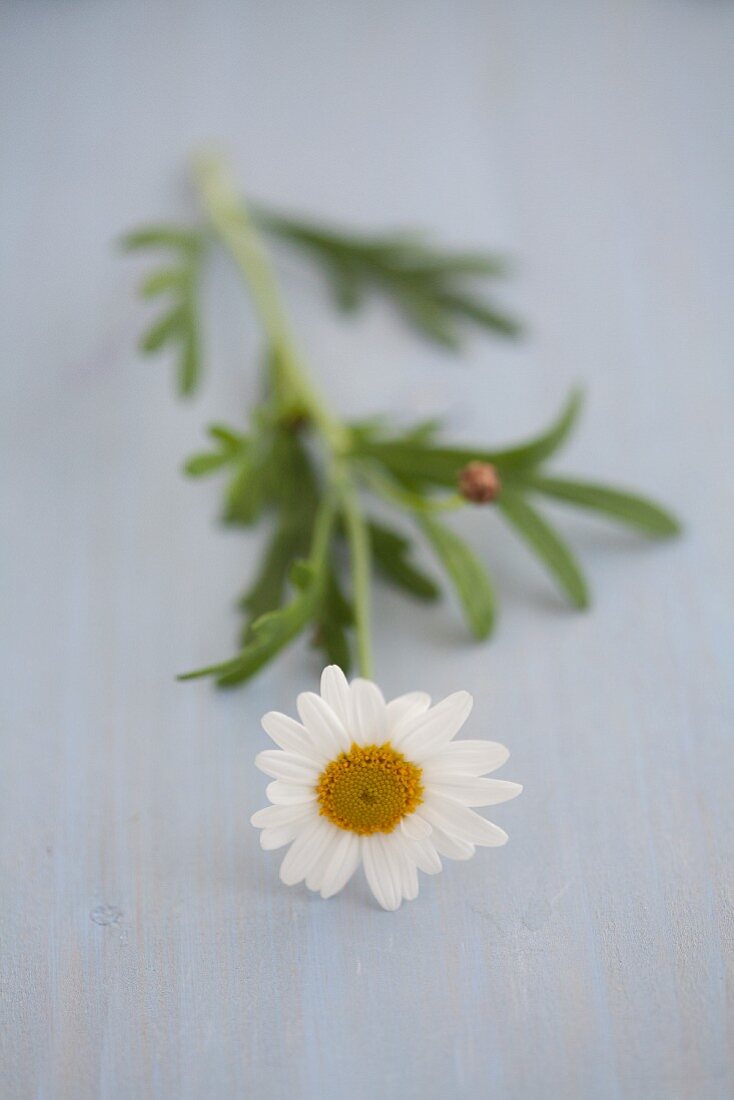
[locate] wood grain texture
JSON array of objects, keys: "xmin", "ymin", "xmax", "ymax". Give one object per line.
[{"xmin": 1, "ymin": 1, "xmax": 733, "ymax": 1097}]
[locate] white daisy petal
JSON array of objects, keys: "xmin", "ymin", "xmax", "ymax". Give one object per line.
[
  {"xmin": 386, "ymin": 692, "xmax": 431, "ymax": 734},
  {"xmin": 265, "ymin": 781, "xmax": 317, "ymax": 805},
  {"xmin": 320, "ymin": 830, "xmax": 361, "ymax": 899},
  {"xmin": 250, "ymin": 803, "xmax": 315, "ymax": 829},
  {"xmin": 393, "ymin": 691, "xmax": 473, "ymax": 759},
  {"xmin": 379, "ymin": 835, "xmax": 405, "ymax": 909},
  {"xmin": 421, "ymin": 793, "xmax": 508, "ymax": 847},
  {"xmin": 349, "ymin": 679, "xmax": 388, "ymax": 745},
  {"xmin": 429, "ymin": 778, "xmax": 523, "ymax": 807},
  {"xmin": 280, "ymin": 819, "xmax": 333, "ymax": 886},
  {"xmin": 260, "ymin": 824, "xmax": 303, "ymax": 850},
  {"xmin": 400, "ymin": 813, "xmax": 433, "ymax": 841},
  {"xmin": 306, "ymin": 828, "xmax": 342, "ymax": 892},
  {"xmin": 261, "ymin": 711, "xmax": 326, "ymax": 763},
  {"xmin": 390, "ymin": 833, "xmax": 420, "ymax": 901},
  {"xmin": 363, "ymin": 835, "xmax": 401, "ymax": 910},
  {"xmin": 422, "ymin": 740, "xmax": 509, "ymax": 776},
  {"xmin": 297, "ymin": 692, "xmax": 350, "ymax": 755},
  {"xmin": 255, "ymin": 750, "xmax": 319, "ymax": 784},
  {"xmin": 406, "ymin": 835, "xmax": 442, "ymax": 875},
  {"xmin": 428, "ymin": 829, "xmax": 475, "ymax": 861},
  {"xmin": 320, "ymin": 665, "xmax": 352, "ymax": 728}
]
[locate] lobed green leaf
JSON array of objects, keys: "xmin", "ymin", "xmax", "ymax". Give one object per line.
[{"xmin": 353, "ymin": 390, "xmax": 584, "ymax": 489}]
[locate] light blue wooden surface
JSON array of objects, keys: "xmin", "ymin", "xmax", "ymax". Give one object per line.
[{"xmin": 2, "ymin": 2, "xmax": 733, "ymax": 1097}]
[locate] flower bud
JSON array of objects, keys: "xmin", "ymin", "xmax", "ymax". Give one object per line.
[{"xmin": 458, "ymin": 461, "xmax": 502, "ymax": 504}]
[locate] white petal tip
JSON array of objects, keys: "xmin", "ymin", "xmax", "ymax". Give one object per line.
[{"xmin": 254, "ymin": 752, "xmax": 270, "ymax": 774}]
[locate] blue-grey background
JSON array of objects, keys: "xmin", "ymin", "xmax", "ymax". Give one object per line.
[{"xmin": 1, "ymin": 2, "xmax": 733, "ymax": 1097}]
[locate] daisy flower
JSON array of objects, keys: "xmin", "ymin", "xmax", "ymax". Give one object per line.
[{"xmin": 250, "ymin": 665, "xmax": 522, "ymax": 910}]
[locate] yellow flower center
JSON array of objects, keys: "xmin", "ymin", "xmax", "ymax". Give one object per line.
[{"xmin": 316, "ymin": 742, "xmax": 424, "ymax": 835}]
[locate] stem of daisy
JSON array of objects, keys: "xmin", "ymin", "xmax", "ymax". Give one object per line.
[
  {"xmin": 191, "ymin": 151, "xmax": 348, "ymax": 454},
  {"xmin": 338, "ymin": 476, "xmax": 374, "ymax": 679},
  {"xmin": 191, "ymin": 150, "xmax": 374, "ymax": 678}
]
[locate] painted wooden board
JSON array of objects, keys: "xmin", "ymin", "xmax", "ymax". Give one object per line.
[{"xmin": 2, "ymin": 2, "xmax": 733, "ymax": 1097}]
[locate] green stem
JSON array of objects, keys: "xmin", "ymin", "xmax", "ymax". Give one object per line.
[
  {"xmin": 339, "ymin": 475, "xmax": 373, "ymax": 679},
  {"xmin": 191, "ymin": 152, "xmax": 348, "ymax": 454},
  {"xmin": 191, "ymin": 150, "xmax": 373, "ymax": 677}
]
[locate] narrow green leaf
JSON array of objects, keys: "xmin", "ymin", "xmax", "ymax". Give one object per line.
[
  {"xmin": 239, "ymin": 523, "xmax": 311, "ymax": 637},
  {"xmin": 499, "ymin": 492, "xmax": 589, "ymax": 609},
  {"xmin": 312, "ymin": 565, "xmax": 354, "ymax": 673},
  {"xmin": 401, "ymin": 418, "xmax": 444, "ymax": 445},
  {"xmin": 140, "ymin": 306, "xmax": 185, "ymax": 353},
  {"xmin": 323, "ymin": 256, "xmax": 363, "ymax": 312},
  {"xmin": 369, "ymin": 521, "xmax": 441, "ymax": 601},
  {"xmin": 222, "ymin": 456, "xmax": 265, "ymax": 526},
  {"xmin": 487, "ymin": 389, "xmax": 583, "ymax": 469},
  {"xmin": 208, "ymin": 423, "xmax": 248, "ymax": 450},
  {"xmin": 521, "ymin": 475, "xmax": 681, "ymax": 538},
  {"xmin": 140, "ymin": 268, "xmax": 186, "ymax": 297},
  {"xmin": 439, "ymin": 292, "xmax": 522, "ymax": 338},
  {"xmin": 401, "ymin": 252, "xmax": 508, "ymax": 278},
  {"xmin": 397, "ymin": 291, "xmax": 460, "ymax": 349},
  {"xmin": 178, "ymin": 325, "xmax": 200, "ymax": 396},
  {"xmin": 183, "ymin": 451, "xmax": 231, "ymax": 477},
  {"xmin": 417, "ymin": 515, "xmax": 495, "ymax": 639},
  {"xmin": 179, "ymin": 559, "xmax": 321, "ymax": 688},
  {"xmin": 122, "ymin": 225, "xmax": 200, "ymax": 251}
]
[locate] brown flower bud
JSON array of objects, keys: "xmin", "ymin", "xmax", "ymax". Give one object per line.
[{"xmin": 458, "ymin": 461, "xmax": 502, "ymax": 504}]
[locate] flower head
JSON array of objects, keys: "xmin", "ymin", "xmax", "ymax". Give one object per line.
[{"xmin": 251, "ymin": 666, "xmax": 522, "ymax": 910}]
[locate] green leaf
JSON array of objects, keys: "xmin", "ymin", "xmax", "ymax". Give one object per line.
[
  {"xmin": 239, "ymin": 522, "xmax": 311, "ymax": 637},
  {"xmin": 498, "ymin": 492, "xmax": 589, "ymax": 609},
  {"xmin": 122, "ymin": 225, "xmax": 201, "ymax": 251},
  {"xmin": 417, "ymin": 515, "xmax": 495, "ymax": 639},
  {"xmin": 208, "ymin": 423, "xmax": 247, "ymax": 450},
  {"xmin": 222, "ymin": 455, "xmax": 266, "ymax": 525},
  {"xmin": 369, "ymin": 521, "xmax": 441, "ymax": 601},
  {"xmin": 399, "ymin": 251, "xmax": 507, "ymax": 278},
  {"xmin": 323, "ymin": 256, "xmax": 363, "ymax": 312},
  {"xmin": 237, "ymin": 433, "xmax": 321, "ymax": 639},
  {"xmin": 180, "ymin": 561, "xmax": 319, "ymax": 687},
  {"xmin": 353, "ymin": 390, "xmax": 584, "ymax": 488},
  {"xmin": 183, "ymin": 424, "xmax": 249, "ymax": 478},
  {"xmin": 312, "ymin": 565, "xmax": 354, "ymax": 673},
  {"xmin": 439, "ymin": 292, "xmax": 522, "ymax": 339},
  {"xmin": 255, "ymin": 206, "xmax": 520, "ymax": 351},
  {"xmin": 140, "ymin": 268, "xmax": 186, "ymax": 297},
  {"xmin": 140, "ymin": 306, "xmax": 185, "ymax": 353},
  {"xmin": 488, "ymin": 389, "xmax": 582, "ymax": 469},
  {"xmin": 180, "ymin": 491, "xmax": 338, "ymax": 687},
  {"xmin": 395, "ymin": 290, "xmax": 460, "ymax": 349},
  {"xmin": 520, "ymin": 475, "xmax": 681, "ymax": 538},
  {"xmin": 178, "ymin": 322, "xmax": 201, "ymax": 396},
  {"xmin": 401, "ymin": 417, "xmax": 444, "ymax": 445},
  {"xmin": 125, "ymin": 222, "xmax": 205, "ymax": 395},
  {"xmin": 183, "ymin": 451, "xmax": 231, "ymax": 477}
]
